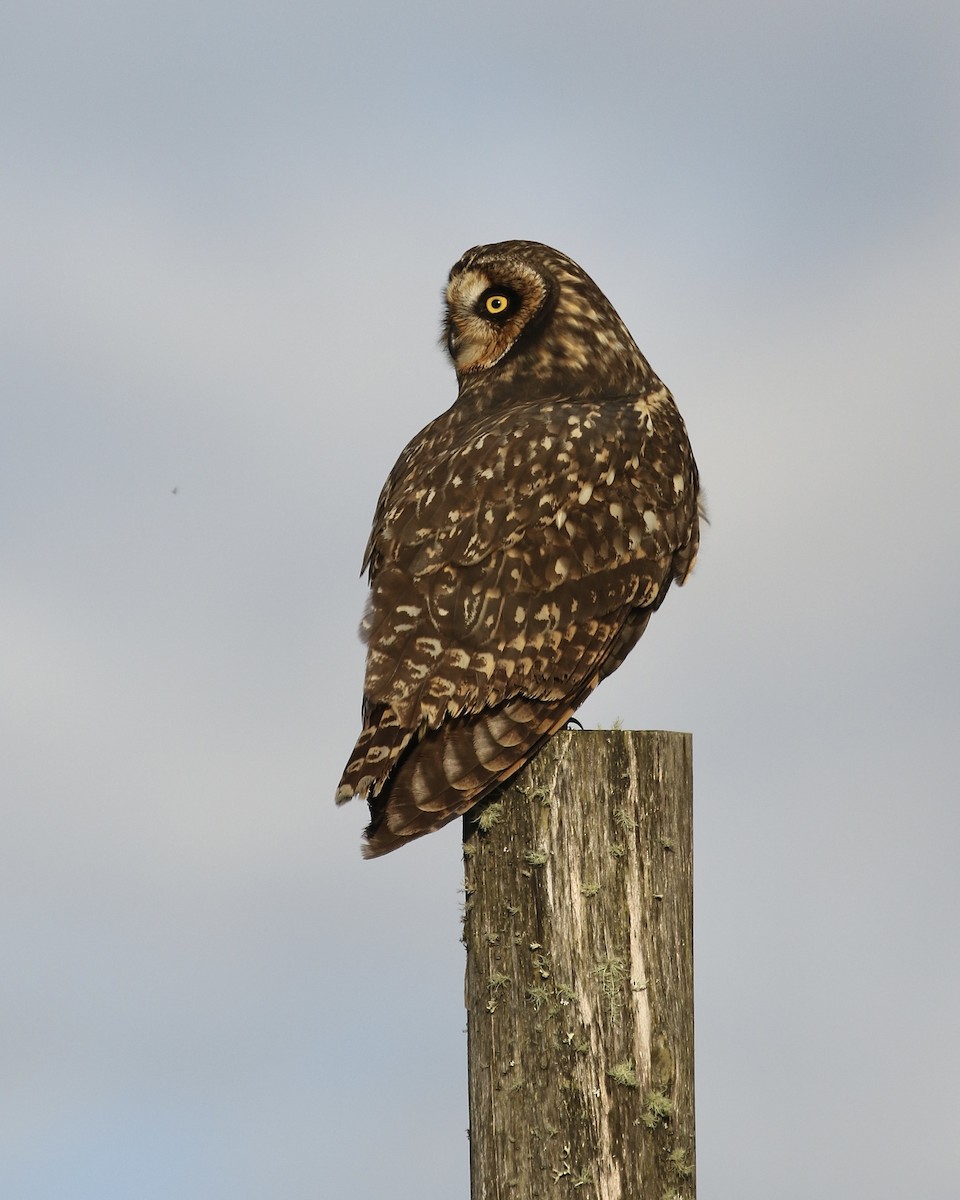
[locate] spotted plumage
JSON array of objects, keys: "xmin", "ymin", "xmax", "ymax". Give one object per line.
[{"xmin": 337, "ymin": 240, "xmax": 700, "ymax": 857}]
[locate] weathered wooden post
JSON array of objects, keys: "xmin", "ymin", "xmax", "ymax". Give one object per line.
[{"xmin": 463, "ymin": 729, "xmax": 695, "ymax": 1200}]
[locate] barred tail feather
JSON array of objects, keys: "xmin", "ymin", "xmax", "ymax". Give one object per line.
[
  {"xmin": 335, "ymin": 703, "xmax": 415, "ymax": 806},
  {"xmin": 360, "ymin": 695, "xmax": 578, "ymax": 858}
]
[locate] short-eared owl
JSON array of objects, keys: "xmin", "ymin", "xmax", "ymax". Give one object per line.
[{"xmin": 337, "ymin": 241, "xmax": 700, "ymax": 857}]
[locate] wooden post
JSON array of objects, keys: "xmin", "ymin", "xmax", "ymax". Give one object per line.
[{"xmin": 463, "ymin": 730, "xmax": 694, "ymax": 1200}]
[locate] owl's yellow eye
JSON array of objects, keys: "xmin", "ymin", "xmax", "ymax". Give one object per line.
[{"xmin": 477, "ymin": 286, "xmax": 517, "ymax": 321}]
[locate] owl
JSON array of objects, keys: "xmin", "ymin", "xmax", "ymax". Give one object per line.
[{"xmin": 337, "ymin": 240, "xmax": 700, "ymax": 857}]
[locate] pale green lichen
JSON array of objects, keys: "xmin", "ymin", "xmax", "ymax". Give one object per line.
[
  {"xmin": 595, "ymin": 956, "xmax": 629, "ymax": 1013},
  {"xmin": 526, "ymin": 984, "xmax": 551, "ymax": 1011},
  {"xmin": 607, "ymin": 1061, "xmax": 640, "ymax": 1088},
  {"xmin": 531, "ymin": 952, "xmax": 550, "ymax": 979},
  {"xmin": 666, "ymin": 1146, "xmax": 694, "ymax": 1178},
  {"xmin": 613, "ymin": 807, "xmax": 637, "ymax": 832},
  {"xmin": 640, "ymin": 1089, "xmax": 675, "ymax": 1128},
  {"xmin": 477, "ymin": 802, "xmax": 505, "ymax": 832}
]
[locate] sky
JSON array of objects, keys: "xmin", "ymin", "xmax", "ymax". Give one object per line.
[{"xmin": 2, "ymin": 2, "xmax": 958, "ymax": 1197}]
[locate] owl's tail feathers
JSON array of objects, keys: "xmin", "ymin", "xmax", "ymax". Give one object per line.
[
  {"xmin": 359, "ymin": 696, "xmax": 576, "ymax": 859},
  {"xmin": 335, "ymin": 704, "xmax": 415, "ymax": 809}
]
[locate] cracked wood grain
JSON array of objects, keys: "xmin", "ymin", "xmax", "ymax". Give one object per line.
[{"xmin": 463, "ymin": 729, "xmax": 695, "ymax": 1200}]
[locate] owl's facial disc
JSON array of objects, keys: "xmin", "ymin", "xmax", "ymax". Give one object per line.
[{"xmin": 444, "ymin": 262, "xmax": 548, "ymax": 374}]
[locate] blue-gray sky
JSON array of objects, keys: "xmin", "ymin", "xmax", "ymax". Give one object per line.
[{"xmin": 2, "ymin": 3, "xmax": 958, "ymax": 1197}]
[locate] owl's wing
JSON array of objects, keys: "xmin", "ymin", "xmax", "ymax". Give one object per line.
[{"xmin": 337, "ymin": 389, "xmax": 699, "ymax": 856}]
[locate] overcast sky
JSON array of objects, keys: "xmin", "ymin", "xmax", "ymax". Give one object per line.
[{"xmin": 2, "ymin": 2, "xmax": 958, "ymax": 1197}]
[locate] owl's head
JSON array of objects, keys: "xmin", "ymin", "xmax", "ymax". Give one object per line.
[{"xmin": 442, "ymin": 240, "xmax": 651, "ymax": 395}]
